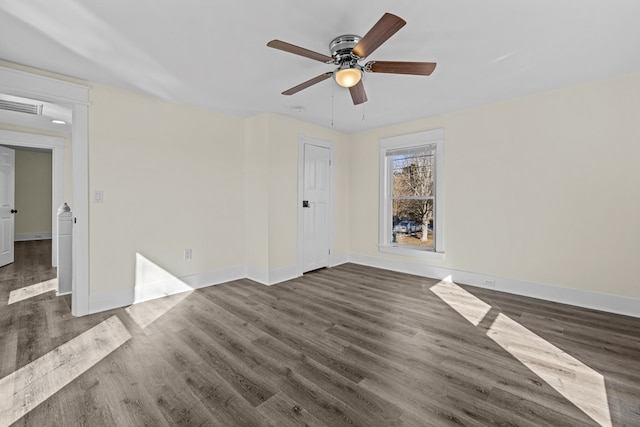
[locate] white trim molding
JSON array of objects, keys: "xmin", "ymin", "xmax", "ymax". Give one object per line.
[
  {"xmin": 15, "ymin": 232, "xmax": 52, "ymax": 241},
  {"xmin": 89, "ymin": 265, "xmax": 245, "ymax": 314},
  {"xmin": 329, "ymin": 252, "xmax": 349, "ymax": 268},
  {"xmin": 269, "ymin": 265, "xmax": 299, "ymax": 286},
  {"xmin": 0, "ymin": 65, "xmax": 90, "ymax": 317},
  {"xmin": 245, "ymin": 266, "xmax": 270, "ymax": 286},
  {"xmin": 245, "ymin": 265, "xmax": 299, "ymax": 286},
  {"xmin": 349, "ymin": 252, "xmax": 640, "ymax": 319},
  {"xmin": 0, "ymin": 66, "xmax": 89, "ymax": 105}
]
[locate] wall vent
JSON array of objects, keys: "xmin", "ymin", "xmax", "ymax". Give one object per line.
[{"xmin": 0, "ymin": 99, "xmax": 43, "ymax": 115}]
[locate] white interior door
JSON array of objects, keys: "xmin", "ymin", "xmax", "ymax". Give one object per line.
[
  {"xmin": 0, "ymin": 145, "xmax": 15, "ymax": 267},
  {"xmin": 302, "ymin": 143, "xmax": 330, "ymax": 272}
]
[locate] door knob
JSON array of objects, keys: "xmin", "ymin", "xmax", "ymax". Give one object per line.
[
  {"xmin": 302, "ymin": 200, "xmax": 310, "ymax": 208},
  {"xmin": 10, "ymin": 209, "xmax": 17, "ymax": 214}
]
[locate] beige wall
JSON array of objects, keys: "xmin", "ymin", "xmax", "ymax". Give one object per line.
[
  {"xmin": 14, "ymin": 149, "xmax": 52, "ymax": 235},
  {"xmin": 243, "ymin": 112, "xmax": 350, "ymax": 278},
  {"xmin": 244, "ymin": 114, "xmax": 270, "ymax": 275},
  {"xmin": 349, "ymin": 72, "xmax": 640, "ymax": 299},
  {"xmin": 88, "ymin": 90, "xmax": 349, "ymax": 293},
  {"xmin": 3, "ymin": 59, "xmax": 638, "ymax": 309},
  {"xmin": 88, "ymin": 83, "xmax": 246, "ymax": 294}
]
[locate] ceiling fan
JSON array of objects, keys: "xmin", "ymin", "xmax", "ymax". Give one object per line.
[{"xmin": 267, "ymin": 12, "xmax": 437, "ymax": 105}]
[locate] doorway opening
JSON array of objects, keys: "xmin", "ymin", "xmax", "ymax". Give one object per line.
[
  {"xmin": 0, "ymin": 133, "xmax": 65, "ymax": 268},
  {"xmin": 0, "ymin": 65, "xmax": 90, "ymax": 316}
]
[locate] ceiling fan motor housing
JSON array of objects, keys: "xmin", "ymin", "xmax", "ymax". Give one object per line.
[{"xmin": 329, "ymin": 34, "xmax": 362, "ymax": 63}]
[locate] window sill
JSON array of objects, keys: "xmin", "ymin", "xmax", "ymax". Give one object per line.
[{"xmin": 378, "ymin": 245, "xmax": 445, "ymax": 260}]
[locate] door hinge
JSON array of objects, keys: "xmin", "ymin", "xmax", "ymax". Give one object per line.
[{"xmin": 328, "ymin": 249, "xmax": 331, "ymax": 255}]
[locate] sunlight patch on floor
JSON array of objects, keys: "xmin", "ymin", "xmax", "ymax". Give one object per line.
[
  {"xmin": 0, "ymin": 316, "xmax": 131, "ymax": 426},
  {"xmin": 487, "ymin": 313, "xmax": 611, "ymax": 427},
  {"xmin": 125, "ymin": 292, "xmax": 192, "ymax": 330},
  {"xmin": 430, "ymin": 280, "xmax": 491, "ymax": 326},
  {"xmin": 7, "ymin": 278, "xmax": 57, "ymax": 305},
  {"xmin": 126, "ymin": 253, "xmax": 193, "ymax": 330},
  {"xmin": 430, "ymin": 280, "xmax": 612, "ymax": 427}
]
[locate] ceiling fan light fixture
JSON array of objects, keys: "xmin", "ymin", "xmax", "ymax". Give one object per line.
[{"xmin": 335, "ymin": 66, "xmax": 362, "ymax": 88}]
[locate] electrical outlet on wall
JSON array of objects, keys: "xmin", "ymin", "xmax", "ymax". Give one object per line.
[{"xmin": 184, "ymin": 249, "xmax": 192, "ymax": 260}]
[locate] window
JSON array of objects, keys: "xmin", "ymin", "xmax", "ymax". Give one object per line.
[{"xmin": 379, "ymin": 129, "xmax": 444, "ymax": 257}]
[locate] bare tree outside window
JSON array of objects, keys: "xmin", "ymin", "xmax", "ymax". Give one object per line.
[{"xmin": 389, "ymin": 144, "xmax": 436, "ymax": 248}]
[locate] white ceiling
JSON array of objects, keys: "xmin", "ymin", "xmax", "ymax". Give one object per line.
[{"xmin": 1, "ymin": 0, "xmax": 639, "ymax": 133}]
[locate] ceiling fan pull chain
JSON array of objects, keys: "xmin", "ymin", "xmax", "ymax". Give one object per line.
[
  {"xmin": 362, "ymin": 104, "xmax": 365, "ymax": 121},
  {"xmin": 331, "ymin": 83, "xmax": 335, "ymax": 127},
  {"xmin": 361, "ymin": 76, "xmax": 366, "ymax": 122}
]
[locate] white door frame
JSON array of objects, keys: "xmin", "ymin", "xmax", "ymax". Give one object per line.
[
  {"xmin": 0, "ymin": 130, "xmax": 64, "ymax": 268},
  {"xmin": 0, "ymin": 66, "xmax": 90, "ymax": 316},
  {"xmin": 296, "ymin": 134, "xmax": 334, "ymax": 276},
  {"xmin": 0, "ymin": 145, "xmax": 15, "ymax": 267}
]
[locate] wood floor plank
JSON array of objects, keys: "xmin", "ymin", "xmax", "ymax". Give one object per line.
[
  {"xmin": 285, "ymin": 281, "xmax": 421, "ymax": 338},
  {"xmin": 290, "ymin": 354, "xmax": 404, "ymax": 425},
  {"xmin": 256, "ymin": 391, "xmax": 326, "ymax": 427},
  {"xmin": 202, "ymin": 287, "xmax": 369, "ymax": 384},
  {"xmin": 326, "ymin": 324, "xmax": 445, "ymax": 375},
  {"xmin": 252, "ymin": 362, "xmax": 374, "ymax": 427},
  {"xmin": 176, "ymin": 323, "xmax": 278, "ymax": 407},
  {"xmin": 176, "ymin": 294, "xmax": 269, "ymax": 370},
  {"xmin": 158, "ymin": 331, "xmax": 270, "ymax": 427},
  {"xmin": 233, "ymin": 280, "xmax": 337, "ymax": 330},
  {"xmin": 0, "ymin": 330, "xmax": 17, "ymax": 379},
  {"xmin": 49, "ymin": 347, "xmax": 170, "ymax": 427},
  {"xmin": 3, "ymin": 241, "xmax": 640, "ymax": 426},
  {"xmin": 57, "ymin": 375, "xmax": 119, "ymax": 427}
]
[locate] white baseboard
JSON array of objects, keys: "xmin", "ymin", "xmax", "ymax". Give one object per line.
[
  {"xmin": 245, "ymin": 265, "xmax": 299, "ymax": 286},
  {"xmin": 88, "ymin": 265, "xmax": 245, "ymax": 314},
  {"xmin": 86, "ymin": 253, "xmax": 640, "ymax": 319},
  {"xmin": 245, "ymin": 266, "xmax": 269, "ymax": 285},
  {"xmin": 15, "ymin": 232, "xmax": 52, "ymax": 241},
  {"xmin": 330, "ymin": 252, "xmax": 350, "ymax": 268},
  {"xmin": 181, "ymin": 266, "xmax": 245, "ymax": 289},
  {"xmin": 349, "ymin": 253, "xmax": 640, "ymax": 319},
  {"xmin": 269, "ymin": 265, "xmax": 299, "ymax": 286},
  {"xmin": 89, "ymin": 287, "xmax": 135, "ymax": 314}
]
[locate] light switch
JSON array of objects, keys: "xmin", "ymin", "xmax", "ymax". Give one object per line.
[{"xmin": 93, "ymin": 190, "xmax": 104, "ymax": 204}]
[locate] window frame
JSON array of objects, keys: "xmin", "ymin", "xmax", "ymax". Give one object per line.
[{"xmin": 378, "ymin": 129, "xmax": 444, "ymax": 259}]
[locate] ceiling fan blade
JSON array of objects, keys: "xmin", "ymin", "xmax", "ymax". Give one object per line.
[
  {"xmin": 282, "ymin": 72, "xmax": 333, "ymax": 96},
  {"xmin": 366, "ymin": 61, "xmax": 437, "ymax": 76},
  {"xmin": 349, "ymin": 80, "xmax": 368, "ymax": 105},
  {"xmin": 352, "ymin": 13, "xmax": 406, "ymax": 58},
  {"xmin": 267, "ymin": 40, "xmax": 334, "ymax": 63}
]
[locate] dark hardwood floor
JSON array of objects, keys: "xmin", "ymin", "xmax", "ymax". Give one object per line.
[{"xmin": 1, "ymin": 241, "xmax": 640, "ymax": 426}]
